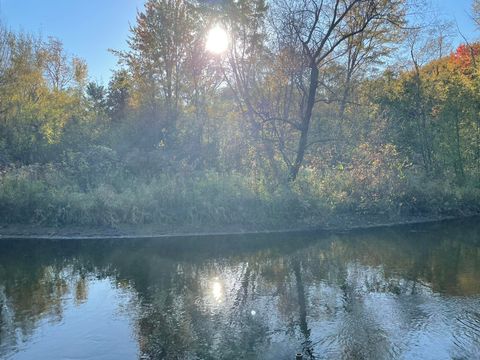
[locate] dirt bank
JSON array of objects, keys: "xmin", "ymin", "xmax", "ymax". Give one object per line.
[{"xmin": 1, "ymin": 212, "xmax": 478, "ymax": 240}]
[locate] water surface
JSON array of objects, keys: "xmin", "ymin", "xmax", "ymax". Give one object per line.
[{"xmin": 0, "ymin": 218, "xmax": 479, "ymax": 359}]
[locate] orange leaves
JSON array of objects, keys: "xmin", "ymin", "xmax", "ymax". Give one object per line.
[{"xmin": 450, "ymin": 43, "xmax": 480, "ymax": 70}]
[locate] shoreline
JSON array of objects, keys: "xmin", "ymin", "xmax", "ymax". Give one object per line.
[{"xmin": 0, "ymin": 213, "xmax": 478, "ymax": 240}]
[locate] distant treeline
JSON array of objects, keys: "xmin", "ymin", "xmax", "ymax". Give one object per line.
[{"xmin": 0, "ymin": 0, "xmax": 479, "ymax": 227}]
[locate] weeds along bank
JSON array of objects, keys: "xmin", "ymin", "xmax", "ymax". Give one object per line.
[{"xmin": 1, "ymin": 160, "xmax": 478, "ymax": 228}]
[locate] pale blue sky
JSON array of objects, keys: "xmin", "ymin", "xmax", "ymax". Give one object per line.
[
  {"xmin": 0, "ymin": 0, "xmax": 144, "ymax": 83},
  {"xmin": 0, "ymin": 0, "xmax": 477, "ymax": 83}
]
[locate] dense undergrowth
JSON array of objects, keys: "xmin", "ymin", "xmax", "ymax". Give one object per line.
[{"xmin": 1, "ymin": 160, "xmax": 478, "ymax": 228}]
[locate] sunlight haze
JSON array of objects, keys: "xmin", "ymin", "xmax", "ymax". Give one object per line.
[{"xmin": 0, "ymin": 0, "xmax": 476, "ymax": 81}]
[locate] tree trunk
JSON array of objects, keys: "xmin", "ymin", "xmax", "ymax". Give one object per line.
[
  {"xmin": 338, "ymin": 70, "xmax": 353, "ymax": 120},
  {"xmin": 289, "ymin": 65, "xmax": 319, "ymax": 181}
]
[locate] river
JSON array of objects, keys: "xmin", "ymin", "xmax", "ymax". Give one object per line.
[{"xmin": 0, "ymin": 218, "xmax": 479, "ymax": 359}]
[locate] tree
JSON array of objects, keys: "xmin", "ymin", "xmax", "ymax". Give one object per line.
[
  {"xmin": 374, "ymin": 38, "xmax": 480, "ymax": 186},
  {"xmin": 86, "ymin": 82, "xmax": 107, "ymax": 113},
  {"xmin": 117, "ymin": 0, "xmax": 197, "ymax": 149},
  {"xmin": 0, "ymin": 30, "xmax": 89, "ymax": 163},
  {"xmin": 337, "ymin": 6, "xmax": 402, "ymax": 119},
  {"xmin": 395, "ymin": 22, "xmax": 453, "ymax": 174},
  {"xmin": 106, "ymin": 69, "xmax": 131, "ymax": 122},
  {"xmin": 42, "ymin": 37, "xmax": 86, "ymax": 91},
  {"xmin": 227, "ymin": 0, "xmax": 406, "ymax": 181}
]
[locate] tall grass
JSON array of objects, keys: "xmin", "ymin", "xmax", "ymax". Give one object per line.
[
  {"xmin": 0, "ymin": 166, "xmax": 326, "ymax": 227},
  {"xmin": 0, "ymin": 163, "xmax": 478, "ymax": 228}
]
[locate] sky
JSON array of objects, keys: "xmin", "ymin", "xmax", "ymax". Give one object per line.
[
  {"xmin": 0, "ymin": 0, "xmax": 145, "ymax": 83},
  {"xmin": 0, "ymin": 0, "xmax": 477, "ymax": 83}
]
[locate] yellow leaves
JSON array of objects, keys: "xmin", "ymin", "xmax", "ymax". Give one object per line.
[
  {"xmin": 73, "ymin": 57, "xmax": 88, "ymax": 86},
  {"xmin": 6, "ymin": 85, "xmax": 82, "ymax": 145},
  {"xmin": 42, "ymin": 92, "xmax": 81, "ymax": 144}
]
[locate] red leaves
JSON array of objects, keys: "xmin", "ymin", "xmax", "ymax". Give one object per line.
[{"xmin": 450, "ymin": 43, "xmax": 480, "ymax": 69}]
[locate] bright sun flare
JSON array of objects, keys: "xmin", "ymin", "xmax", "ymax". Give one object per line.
[
  {"xmin": 206, "ymin": 26, "xmax": 229, "ymax": 54},
  {"xmin": 211, "ymin": 280, "xmax": 223, "ymax": 302}
]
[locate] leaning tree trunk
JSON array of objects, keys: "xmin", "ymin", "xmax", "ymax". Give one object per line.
[{"xmin": 289, "ymin": 64, "xmax": 319, "ymax": 181}]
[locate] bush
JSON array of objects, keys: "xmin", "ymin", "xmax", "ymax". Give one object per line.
[
  {"xmin": 61, "ymin": 146, "xmax": 121, "ymax": 190},
  {"xmin": 0, "ymin": 167, "xmax": 322, "ymax": 227},
  {"xmin": 0, "ymin": 155, "xmax": 478, "ymax": 228},
  {"xmin": 296, "ymin": 143, "xmax": 408, "ymax": 216},
  {"xmin": 401, "ymin": 174, "xmax": 480, "ymax": 215}
]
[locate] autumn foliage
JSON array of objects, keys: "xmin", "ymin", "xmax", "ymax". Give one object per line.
[{"xmin": 450, "ymin": 43, "xmax": 480, "ymax": 69}]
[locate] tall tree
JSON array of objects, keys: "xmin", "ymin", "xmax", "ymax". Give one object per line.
[
  {"xmin": 117, "ymin": 0, "xmax": 196, "ymax": 149},
  {"xmin": 228, "ymin": 0, "xmax": 406, "ymax": 181}
]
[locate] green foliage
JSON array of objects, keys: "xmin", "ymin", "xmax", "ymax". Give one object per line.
[
  {"xmin": 61, "ymin": 146, "xmax": 121, "ymax": 189},
  {"xmin": 375, "ymin": 50, "xmax": 480, "ymax": 186},
  {"xmin": 1, "ymin": 161, "xmax": 477, "ymax": 228},
  {"xmin": 0, "ymin": 29, "xmax": 89, "ymax": 164},
  {"xmin": 0, "ymin": 166, "xmax": 324, "ymax": 227}
]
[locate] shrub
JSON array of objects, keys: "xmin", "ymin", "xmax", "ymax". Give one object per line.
[{"xmin": 0, "ymin": 158, "xmax": 478, "ymax": 228}]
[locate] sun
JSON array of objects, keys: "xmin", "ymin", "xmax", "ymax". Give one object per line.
[{"xmin": 206, "ymin": 25, "xmax": 229, "ymax": 54}]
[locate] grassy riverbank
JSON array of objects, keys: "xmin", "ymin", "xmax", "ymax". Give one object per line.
[{"xmin": 1, "ymin": 163, "xmax": 479, "ymax": 234}]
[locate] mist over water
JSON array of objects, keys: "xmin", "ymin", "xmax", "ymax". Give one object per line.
[{"xmin": 0, "ymin": 218, "xmax": 479, "ymax": 359}]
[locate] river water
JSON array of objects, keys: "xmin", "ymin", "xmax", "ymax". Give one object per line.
[{"xmin": 0, "ymin": 218, "xmax": 479, "ymax": 359}]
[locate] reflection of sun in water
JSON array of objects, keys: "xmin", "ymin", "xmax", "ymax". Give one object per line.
[
  {"xmin": 211, "ymin": 280, "xmax": 223, "ymax": 302},
  {"xmin": 206, "ymin": 25, "xmax": 229, "ymax": 54}
]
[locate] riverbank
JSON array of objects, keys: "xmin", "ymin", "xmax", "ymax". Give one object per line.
[
  {"xmin": 2, "ymin": 166, "xmax": 480, "ymax": 239},
  {"xmin": 1, "ymin": 212, "xmax": 478, "ymax": 240}
]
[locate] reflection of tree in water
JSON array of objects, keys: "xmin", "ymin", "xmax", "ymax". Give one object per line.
[
  {"xmin": 0, "ymin": 217, "xmax": 479, "ymax": 359},
  {"xmin": 74, "ymin": 275, "xmax": 89, "ymax": 305},
  {"xmin": 0, "ymin": 262, "xmax": 90, "ymax": 354}
]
